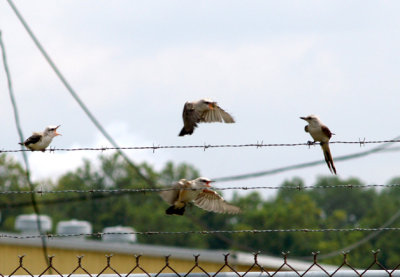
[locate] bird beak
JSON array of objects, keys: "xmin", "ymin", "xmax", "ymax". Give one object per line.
[
  {"xmin": 54, "ymin": 125, "xmax": 62, "ymax": 136},
  {"xmin": 208, "ymin": 103, "xmax": 214, "ymax": 110},
  {"xmin": 300, "ymin": 117, "xmax": 307, "ymax": 121},
  {"xmin": 205, "ymin": 180, "xmax": 215, "ymax": 187}
]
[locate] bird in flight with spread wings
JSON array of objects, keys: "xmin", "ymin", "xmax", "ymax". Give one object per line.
[
  {"xmin": 179, "ymin": 99, "xmax": 235, "ymax": 136},
  {"xmin": 19, "ymin": 125, "xmax": 61, "ymax": 152},
  {"xmin": 159, "ymin": 177, "xmax": 241, "ymax": 215}
]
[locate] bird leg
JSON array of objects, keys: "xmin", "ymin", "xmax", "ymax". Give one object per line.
[{"xmin": 307, "ymin": 140, "xmax": 316, "ymax": 147}]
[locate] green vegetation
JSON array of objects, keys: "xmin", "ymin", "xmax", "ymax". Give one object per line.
[{"xmin": 0, "ymin": 153, "xmax": 399, "ymax": 267}]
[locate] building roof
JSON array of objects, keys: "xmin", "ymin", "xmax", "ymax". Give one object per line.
[{"xmin": 0, "ymin": 232, "xmax": 336, "ymax": 271}]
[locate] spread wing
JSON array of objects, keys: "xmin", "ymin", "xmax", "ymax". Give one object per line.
[
  {"xmin": 200, "ymin": 105, "xmax": 235, "ymax": 124},
  {"xmin": 159, "ymin": 180, "xmax": 186, "ymax": 205},
  {"xmin": 23, "ymin": 133, "xmax": 42, "ymax": 146},
  {"xmin": 194, "ymin": 189, "xmax": 241, "ymax": 214},
  {"xmin": 321, "ymin": 125, "xmax": 333, "ymax": 139}
]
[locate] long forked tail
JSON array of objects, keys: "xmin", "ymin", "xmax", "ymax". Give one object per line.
[{"xmin": 321, "ymin": 142, "xmax": 337, "ymax": 175}]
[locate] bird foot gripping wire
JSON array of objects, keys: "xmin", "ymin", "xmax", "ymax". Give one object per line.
[{"xmin": 306, "ymin": 141, "xmax": 316, "ymax": 148}]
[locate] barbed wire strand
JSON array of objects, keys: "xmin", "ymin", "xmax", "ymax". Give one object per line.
[
  {"xmin": 316, "ymin": 208, "xmax": 400, "ymax": 260},
  {"xmin": 2, "ymin": 227, "xmax": 400, "ymax": 240},
  {"xmin": 214, "ymin": 136, "xmax": 400, "ymax": 182},
  {"xmin": 2, "ymin": 139, "xmax": 400, "ymax": 153},
  {"xmin": 1, "ymin": 183, "xmax": 399, "ymax": 195},
  {"xmin": 0, "ymin": 29, "xmax": 50, "ymax": 267}
]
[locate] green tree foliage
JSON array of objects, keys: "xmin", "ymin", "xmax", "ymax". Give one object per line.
[{"xmin": 0, "ymin": 153, "xmax": 400, "ymax": 267}]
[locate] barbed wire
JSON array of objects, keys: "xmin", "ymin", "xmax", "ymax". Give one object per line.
[
  {"xmin": 1, "ymin": 139, "xmax": 400, "ymax": 154},
  {"xmin": 1, "ymin": 227, "xmax": 400, "ymax": 240},
  {"xmin": 0, "ymin": 183, "xmax": 398, "ymax": 195}
]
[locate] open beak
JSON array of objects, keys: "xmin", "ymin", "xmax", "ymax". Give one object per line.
[
  {"xmin": 54, "ymin": 125, "xmax": 62, "ymax": 136},
  {"xmin": 205, "ymin": 180, "xmax": 215, "ymax": 187}
]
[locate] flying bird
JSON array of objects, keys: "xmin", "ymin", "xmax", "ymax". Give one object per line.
[
  {"xmin": 159, "ymin": 177, "xmax": 241, "ymax": 215},
  {"xmin": 19, "ymin": 125, "xmax": 61, "ymax": 152},
  {"xmin": 179, "ymin": 99, "xmax": 235, "ymax": 136},
  {"xmin": 300, "ymin": 115, "xmax": 337, "ymax": 174}
]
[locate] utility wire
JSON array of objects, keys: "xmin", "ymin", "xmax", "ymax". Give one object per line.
[
  {"xmin": 2, "ymin": 147, "xmax": 399, "ymax": 210},
  {"xmin": 0, "ymin": 30, "xmax": 50, "ymax": 267},
  {"xmin": 2, "ymin": 139, "xmax": 400, "ymax": 153},
  {"xmin": 6, "ymin": 0, "xmax": 154, "ymax": 189},
  {"xmin": 5, "ymin": 0, "xmax": 242, "ymax": 251},
  {"xmin": 317, "ymin": 208, "xmax": 400, "ymax": 260},
  {"xmin": 2, "ymin": 227, "xmax": 400, "ymax": 240},
  {"xmin": 214, "ymin": 136, "xmax": 400, "ymax": 182}
]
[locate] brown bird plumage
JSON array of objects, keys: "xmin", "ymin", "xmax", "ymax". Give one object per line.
[
  {"xmin": 179, "ymin": 99, "xmax": 235, "ymax": 136},
  {"xmin": 19, "ymin": 125, "xmax": 61, "ymax": 152},
  {"xmin": 159, "ymin": 177, "xmax": 241, "ymax": 215},
  {"xmin": 300, "ymin": 115, "xmax": 337, "ymax": 174}
]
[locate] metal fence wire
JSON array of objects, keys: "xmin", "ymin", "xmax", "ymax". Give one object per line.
[{"xmin": 2, "ymin": 251, "xmax": 400, "ymax": 277}]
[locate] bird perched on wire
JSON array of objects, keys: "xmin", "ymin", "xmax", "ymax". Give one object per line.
[
  {"xmin": 19, "ymin": 125, "xmax": 61, "ymax": 152},
  {"xmin": 159, "ymin": 177, "xmax": 241, "ymax": 215},
  {"xmin": 179, "ymin": 99, "xmax": 235, "ymax": 136},
  {"xmin": 300, "ymin": 115, "xmax": 337, "ymax": 174}
]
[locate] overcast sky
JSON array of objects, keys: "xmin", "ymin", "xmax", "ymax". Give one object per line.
[{"xmin": 1, "ymin": 1, "xmax": 400, "ymax": 199}]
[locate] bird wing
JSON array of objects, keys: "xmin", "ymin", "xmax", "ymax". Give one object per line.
[
  {"xmin": 159, "ymin": 180, "xmax": 186, "ymax": 205},
  {"xmin": 200, "ymin": 105, "xmax": 235, "ymax": 124},
  {"xmin": 23, "ymin": 133, "xmax": 42, "ymax": 146},
  {"xmin": 321, "ymin": 125, "xmax": 333, "ymax": 139},
  {"xmin": 194, "ymin": 189, "xmax": 241, "ymax": 214}
]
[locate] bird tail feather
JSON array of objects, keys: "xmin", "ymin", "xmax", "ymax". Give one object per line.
[
  {"xmin": 166, "ymin": 205, "xmax": 186, "ymax": 215},
  {"xmin": 179, "ymin": 127, "xmax": 193, "ymax": 136},
  {"xmin": 321, "ymin": 143, "xmax": 337, "ymax": 175}
]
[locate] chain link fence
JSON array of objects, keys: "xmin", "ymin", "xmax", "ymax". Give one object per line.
[{"xmin": 2, "ymin": 251, "xmax": 400, "ymax": 277}]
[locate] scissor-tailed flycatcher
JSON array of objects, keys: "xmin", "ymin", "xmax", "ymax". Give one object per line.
[
  {"xmin": 179, "ymin": 99, "xmax": 235, "ymax": 136},
  {"xmin": 159, "ymin": 177, "xmax": 241, "ymax": 215},
  {"xmin": 19, "ymin": 125, "xmax": 61, "ymax": 152},
  {"xmin": 300, "ymin": 115, "xmax": 337, "ymax": 174}
]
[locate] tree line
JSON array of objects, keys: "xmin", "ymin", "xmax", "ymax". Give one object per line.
[{"xmin": 0, "ymin": 153, "xmax": 399, "ymax": 267}]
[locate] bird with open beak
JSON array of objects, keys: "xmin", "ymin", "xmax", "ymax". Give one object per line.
[
  {"xmin": 19, "ymin": 125, "xmax": 61, "ymax": 152},
  {"xmin": 159, "ymin": 177, "xmax": 241, "ymax": 215},
  {"xmin": 179, "ymin": 99, "xmax": 235, "ymax": 136},
  {"xmin": 300, "ymin": 115, "xmax": 337, "ymax": 175}
]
